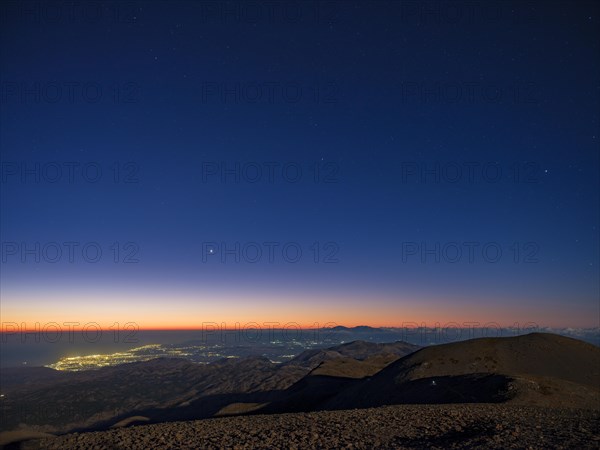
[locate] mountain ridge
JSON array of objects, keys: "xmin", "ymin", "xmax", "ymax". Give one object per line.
[{"xmin": 1, "ymin": 332, "xmax": 598, "ymax": 448}]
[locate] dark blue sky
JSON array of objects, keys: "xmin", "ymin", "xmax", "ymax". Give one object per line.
[{"xmin": 1, "ymin": 1, "xmax": 598, "ymax": 328}]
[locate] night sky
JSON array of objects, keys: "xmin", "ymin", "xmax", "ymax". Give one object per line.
[{"xmin": 1, "ymin": 0, "xmax": 598, "ymax": 329}]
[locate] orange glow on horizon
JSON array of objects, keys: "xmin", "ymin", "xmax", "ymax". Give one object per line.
[{"xmin": 1, "ymin": 290, "xmax": 598, "ymax": 330}]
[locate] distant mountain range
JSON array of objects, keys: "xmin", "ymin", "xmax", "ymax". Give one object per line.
[
  {"xmin": 326, "ymin": 325, "xmax": 385, "ymax": 333},
  {"xmin": 1, "ymin": 333, "xmax": 598, "ymax": 447}
]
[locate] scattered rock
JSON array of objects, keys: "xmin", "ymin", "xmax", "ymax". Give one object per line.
[{"xmin": 20, "ymin": 404, "xmax": 600, "ymax": 450}]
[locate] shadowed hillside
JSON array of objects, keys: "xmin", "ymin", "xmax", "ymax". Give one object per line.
[
  {"xmin": 323, "ymin": 333, "xmax": 600, "ymax": 410},
  {"xmin": 0, "ymin": 340, "xmax": 419, "ymax": 439}
]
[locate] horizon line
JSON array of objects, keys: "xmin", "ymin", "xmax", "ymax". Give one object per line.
[{"xmin": 2, "ymin": 324, "xmax": 599, "ymax": 334}]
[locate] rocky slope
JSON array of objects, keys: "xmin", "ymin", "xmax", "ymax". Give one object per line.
[{"xmin": 21, "ymin": 404, "xmax": 600, "ymax": 450}]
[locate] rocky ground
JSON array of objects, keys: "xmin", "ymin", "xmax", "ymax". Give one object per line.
[{"xmin": 21, "ymin": 404, "xmax": 600, "ymax": 449}]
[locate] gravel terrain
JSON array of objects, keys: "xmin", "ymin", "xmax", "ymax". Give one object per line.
[{"xmin": 22, "ymin": 404, "xmax": 600, "ymax": 449}]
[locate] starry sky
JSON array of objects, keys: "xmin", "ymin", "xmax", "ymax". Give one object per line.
[{"xmin": 1, "ymin": 0, "xmax": 598, "ymax": 329}]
